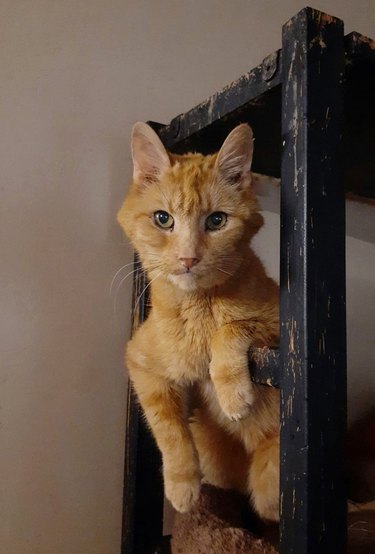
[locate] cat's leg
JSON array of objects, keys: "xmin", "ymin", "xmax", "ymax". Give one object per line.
[
  {"xmin": 248, "ymin": 433, "xmax": 280, "ymax": 521},
  {"xmin": 127, "ymin": 341, "xmax": 201, "ymax": 513},
  {"xmin": 190, "ymin": 405, "xmax": 250, "ymax": 494},
  {"xmin": 209, "ymin": 322, "xmax": 257, "ymax": 420},
  {"xmin": 210, "ymin": 320, "xmax": 278, "ymax": 421}
]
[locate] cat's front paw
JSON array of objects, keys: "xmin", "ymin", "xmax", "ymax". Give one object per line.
[
  {"xmin": 218, "ymin": 380, "xmax": 254, "ymax": 421},
  {"xmin": 210, "ymin": 364, "xmax": 255, "ymax": 421},
  {"xmin": 164, "ymin": 472, "xmax": 201, "ymax": 513}
]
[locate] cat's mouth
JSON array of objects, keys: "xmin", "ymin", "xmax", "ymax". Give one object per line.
[
  {"xmin": 173, "ymin": 268, "xmax": 195, "ymax": 276},
  {"xmin": 168, "ymin": 268, "xmax": 200, "ymax": 290}
]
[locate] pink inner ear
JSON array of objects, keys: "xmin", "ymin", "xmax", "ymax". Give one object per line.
[
  {"xmin": 216, "ymin": 124, "xmax": 254, "ymax": 182},
  {"xmin": 131, "ymin": 122, "xmax": 171, "ymax": 183}
]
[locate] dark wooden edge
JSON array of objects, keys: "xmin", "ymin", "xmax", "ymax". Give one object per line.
[
  {"xmin": 122, "ymin": 253, "xmax": 165, "ymax": 554},
  {"xmin": 122, "ymin": 253, "xmax": 145, "ymax": 554},
  {"xmin": 343, "ymin": 31, "xmax": 375, "ymax": 199},
  {"xmin": 280, "ymin": 7, "xmax": 347, "ymax": 553},
  {"xmin": 156, "ymin": 49, "xmax": 281, "ymax": 151},
  {"xmin": 121, "ymin": 384, "xmax": 139, "ymax": 554},
  {"xmin": 345, "ymin": 31, "xmax": 375, "ymax": 63}
]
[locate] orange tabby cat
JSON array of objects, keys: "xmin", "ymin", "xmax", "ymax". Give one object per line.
[{"xmin": 118, "ymin": 122, "xmax": 280, "ymax": 520}]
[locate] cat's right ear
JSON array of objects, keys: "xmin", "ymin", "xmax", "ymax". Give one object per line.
[
  {"xmin": 131, "ymin": 122, "xmax": 171, "ymax": 184},
  {"xmin": 215, "ymin": 124, "xmax": 254, "ymax": 186}
]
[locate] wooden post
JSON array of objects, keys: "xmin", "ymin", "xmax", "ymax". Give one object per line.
[
  {"xmin": 122, "ymin": 255, "xmax": 165, "ymax": 554},
  {"xmin": 280, "ymin": 8, "xmax": 347, "ymax": 553}
]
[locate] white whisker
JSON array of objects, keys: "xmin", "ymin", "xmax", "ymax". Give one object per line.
[
  {"xmin": 109, "ymin": 261, "xmax": 141, "ymax": 296},
  {"xmin": 133, "ymin": 271, "xmax": 162, "ymax": 315},
  {"xmin": 113, "ymin": 267, "xmax": 144, "ymax": 323},
  {"xmin": 217, "ymin": 267, "xmax": 234, "ymax": 277}
]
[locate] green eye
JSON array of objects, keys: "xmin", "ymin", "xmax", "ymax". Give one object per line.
[
  {"xmin": 154, "ymin": 210, "xmax": 174, "ymax": 229},
  {"xmin": 205, "ymin": 212, "xmax": 227, "ymax": 231}
]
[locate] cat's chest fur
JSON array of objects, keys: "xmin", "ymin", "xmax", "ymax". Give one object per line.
[{"xmin": 156, "ymin": 295, "xmax": 216, "ymax": 383}]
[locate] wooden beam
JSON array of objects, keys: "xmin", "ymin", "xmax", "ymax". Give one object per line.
[{"xmin": 280, "ymin": 8, "xmax": 347, "ymax": 553}]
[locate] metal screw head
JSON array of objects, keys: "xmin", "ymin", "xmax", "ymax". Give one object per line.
[{"xmin": 262, "ymin": 51, "xmax": 279, "ymax": 82}]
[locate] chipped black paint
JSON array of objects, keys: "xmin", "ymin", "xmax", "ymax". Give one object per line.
[
  {"xmin": 158, "ymin": 55, "xmax": 282, "ymax": 150},
  {"xmin": 153, "ymin": 54, "xmax": 282, "ymax": 179},
  {"xmin": 280, "ymin": 8, "xmax": 347, "ymax": 553},
  {"xmin": 249, "ymin": 347, "xmax": 280, "ymax": 387}
]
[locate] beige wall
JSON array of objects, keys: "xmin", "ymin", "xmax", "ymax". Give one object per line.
[{"xmin": 1, "ymin": 1, "xmax": 374, "ymax": 553}]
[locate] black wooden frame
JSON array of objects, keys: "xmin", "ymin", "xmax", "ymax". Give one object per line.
[
  {"xmin": 122, "ymin": 7, "xmax": 375, "ymax": 554},
  {"xmin": 279, "ymin": 11, "xmax": 347, "ymax": 553}
]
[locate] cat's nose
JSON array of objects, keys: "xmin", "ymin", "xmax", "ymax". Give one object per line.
[{"xmin": 179, "ymin": 257, "xmax": 200, "ymax": 269}]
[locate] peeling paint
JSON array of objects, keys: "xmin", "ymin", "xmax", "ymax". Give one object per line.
[
  {"xmin": 317, "ymin": 11, "xmax": 336, "ymax": 26},
  {"xmin": 357, "ymin": 34, "xmax": 375, "ymax": 50},
  {"xmin": 310, "ymin": 35, "xmax": 327, "ymax": 50},
  {"xmin": 286, "ymin": 395, "xmax": 293, "ymax": 417}
]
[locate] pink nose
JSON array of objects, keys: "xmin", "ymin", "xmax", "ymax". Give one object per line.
[{"xmin": 179, "ymin": 257, "xmax": 200, "ymax": 270}]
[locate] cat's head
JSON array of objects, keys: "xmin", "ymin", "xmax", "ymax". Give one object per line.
[{"xmin": 118, "ymin": 122, "xmax": 263, "ymax": 291}]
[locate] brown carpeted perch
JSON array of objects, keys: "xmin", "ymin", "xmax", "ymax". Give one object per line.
[
  {"xmin": 171, "ymin": 485, "xmax": 375, "ymax": 554},
  {"xmin": 171, "ymin": 485, "xmax": 278, "ymax": 554}
]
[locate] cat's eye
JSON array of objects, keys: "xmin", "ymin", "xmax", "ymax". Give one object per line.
[
  {"xmin": 153, "ymin": 210, "xmax": 174, "ymax": 229},
  {"xmin": 205, "ymin": 212, "xmax": 227, "ymax": 231}
]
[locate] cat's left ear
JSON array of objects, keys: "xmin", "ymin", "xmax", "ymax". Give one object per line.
[
  {"xmin": 131, "ymin": 122, "xmax": 171, "ymax": 184},
  {"xmin": 215, "ymin": 124, "xmax": 254, "ymax": 186}
]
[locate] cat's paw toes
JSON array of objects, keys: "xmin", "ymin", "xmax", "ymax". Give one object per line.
[
  {"xmin": 217, "ymin": 380, "xmax": 255, "ymax": 421},
  {"xmin": 251, "ymin": 486, "xmax": 280, "ymax": 521},
  {"xmin": 164, "ymin": 474, "xmax": 201, "ymax": 513}
]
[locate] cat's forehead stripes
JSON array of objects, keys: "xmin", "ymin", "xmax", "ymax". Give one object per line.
[{"xmin": 161, "ymin": 153, "xmax": 217, "ymax": 215}]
